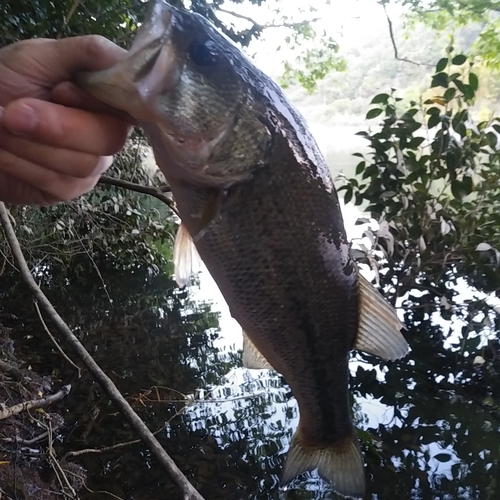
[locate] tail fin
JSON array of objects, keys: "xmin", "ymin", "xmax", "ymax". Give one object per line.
[{"xmin": 281, "ymin": 427, "xmax": 365, "ymax": 499}]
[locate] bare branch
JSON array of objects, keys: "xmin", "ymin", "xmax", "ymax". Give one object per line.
[
  {"xmin": 217, "ymin": 7, "xmax": 320, "ymax": 30},
  {"xmin": 0, "ymin": 202, "xmax": 205, "ymax": 500},
  {"xmin": 381, "ymin": 2, "xmax": 424, "ymax": 67},
  {"xmin": 34, "ymin": 301, "xmax": 81, "ymax": 377},
  {"xmin": 0, "ymin": 385, "xmax": 71, "ymax": 420},
  {"xmin": 98, "ymin": 176, "xmax": 180, "ymax": 218}
]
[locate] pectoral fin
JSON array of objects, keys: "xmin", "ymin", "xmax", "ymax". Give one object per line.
[
  {"xmin": 242, "ymin": 331, "xmax": 274, "ymax": 370},
  {"xmin": 355, "ymin": 273, "xmax": 409, "ymax": 361},
  {"xmin": 173, "ymin": 223, "xmax": 201, "ymax": 287}
]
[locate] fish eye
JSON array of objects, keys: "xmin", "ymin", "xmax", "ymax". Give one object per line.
[{"xmin": 188, "ymin": 40, "xmax": 219, "ymax": 67}]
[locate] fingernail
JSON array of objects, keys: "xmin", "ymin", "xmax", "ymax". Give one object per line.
[{"xmin": 5, "ymin": 103, "xmax": 37, "ymax": 136}]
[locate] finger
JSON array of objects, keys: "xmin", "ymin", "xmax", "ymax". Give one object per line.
[
  {"xmin": 0, "ymin": 127, "xmax": 112, "ymax": 178},
  {"xmin": 51, "ymin": 81, "xmax": 137, "ymax": 125},
  {"xmin": 6, "ymin": 36, "xmax": 127, "ymax": 83},
  {"xmin": 57, "ymin": 35, "xmax": 128, "ymax": 74},
  {"xmin": 1, "ymin": 98, "xmax": 130, "ymax": 156},
  {"xmin": 0, "ymin": 147, "xmax": 104, "ymax": 204},
  {"xmin": 0, "ymin": 172, "xmax": 61, "ymax": 206}
]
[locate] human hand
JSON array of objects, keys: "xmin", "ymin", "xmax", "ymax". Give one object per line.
[{"xmin": 0, "ymin": 36, "xmax": 133, "ymax": 205}]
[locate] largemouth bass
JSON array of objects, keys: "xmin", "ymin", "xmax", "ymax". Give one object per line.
[{"xmin": 77, "ymin": 2, "xmax": 409, "ymax": 497}]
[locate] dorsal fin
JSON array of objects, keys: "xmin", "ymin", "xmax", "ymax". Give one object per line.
[
  {"xmin": 242, "ymin": 330, "xmax": 274, "ymax": 370},
  {"xmin": 173, "ymin": 223, "xmax": 201, "ymax": 287},
  {"xmin": 355, "ymin": 272, "xmax": 409, "ymax": 361}
]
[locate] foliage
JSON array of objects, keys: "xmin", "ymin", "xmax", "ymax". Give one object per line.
[
  {"xmin": 340, "ymin": 51, "xmax": 500, "ymax": 497},
  {"xmin": 395, "ymin": 0, "xmax": 500, "ymax": 70}
]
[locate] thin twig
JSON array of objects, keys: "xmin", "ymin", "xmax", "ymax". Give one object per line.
[
  {"xmin": 58, "ymin": 0, "xmax": 83, "ymax": 38},
  {"xmin": 216, "ymin": 7, "xmax": 320, "ymax": 30},
  {"xmin": 0, "ymin": 385, "xmax": 71, "ymax": 420},
  {"xmin": 98, "ymin": 176, "xmax": 180, "ymax": 217},
  {"xmin": 381, "ymin": 2, "xmax": 423, "ymax": 67},
  {"xmin": 0, "ymin": 202, "xmax": 205, "ymax": 500},
  {"xmin": 2, "ymin": 430, "xmax": 50, "ymax": 445},
  {"xmin": 64, "ymin": 425, "xmax": 164, "ymax": 458},
  {"xmin": 83, "ymin": 485, "xmax": 125, "ymax": 500},
  {"xmin": 48, "ymin": 421, "xmax": 78, "ymax": 500},
  {"xmin": 34, "ymin": 301, "xmax": 82, "ymax": 378}
]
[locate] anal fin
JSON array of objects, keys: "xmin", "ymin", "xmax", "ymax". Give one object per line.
[
  {"xmin": 355, "ymin": 272, "xmax": 409, "ymax": 361},
  {"xmin": 242, "ymin": 331, "xmax": 274, "ymax": 370}
]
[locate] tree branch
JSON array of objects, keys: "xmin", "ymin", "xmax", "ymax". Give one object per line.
[
  {"xmin": 0, "ymin": 385, "xmax": 71, "ymax": 420},
  {"xmin": 98, "ymin": 176, "xmax": 179, "ymax": 217},
  {"xmin": 0, "ymin": 202, "xmax": 204, "ymax": 500},
  {"xmin": 216, "ymin": 7, "xmax": 320, "ymax": 30},
  {"xmin": 381, "ymin": 2, "xmax": 424, "ymax": 67}
]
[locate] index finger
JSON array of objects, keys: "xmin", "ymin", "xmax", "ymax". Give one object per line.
[
  {"xmin": 2, "ymin": 98, "xmax": 130, "ymax": 156},
  {"xmin": 51, "ymin": 81, "xmax": 137, "ymax": 125}
]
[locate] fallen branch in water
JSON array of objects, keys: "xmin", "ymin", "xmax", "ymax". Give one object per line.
[
  {"xmin": 0, "ymin": 385, "xmax": 71, "ymax": 420},
  {"xmin": 0, "ymin": 201, "xmax": 205, "ymax": 500}
]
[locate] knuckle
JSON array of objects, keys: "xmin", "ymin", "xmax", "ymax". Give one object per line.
[{"xmin": 82, "ymin": 35, "xmax": 117, "ymax": 60}]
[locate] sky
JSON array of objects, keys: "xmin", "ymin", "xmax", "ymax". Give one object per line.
[{"xmin": 216, "ymin": 0, "xmax": 404, "ymax": 76}]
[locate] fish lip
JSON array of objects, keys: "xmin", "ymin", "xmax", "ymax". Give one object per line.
[{"xmin": 130, "ymin": 6, "xmax": 178, "ymax": 99}]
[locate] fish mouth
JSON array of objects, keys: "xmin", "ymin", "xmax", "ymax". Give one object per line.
[{"xmin": 76, "ymin": 2, "xmax": 179, "ymax": 119}]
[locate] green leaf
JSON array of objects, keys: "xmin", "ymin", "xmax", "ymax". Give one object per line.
[
  {"xmin": 436, "ymin": 57, "xmax": 448, "ymax": 72},
  {"xmin": 462, "ymin": 176, "xmax": 473, "ymax": 195},
  {"xmin": 344, "ymin": 186, "xmax": 353, "ymax": 204},
  {"xmin": 451, "ymin": 180, "xmax": 468, "ymax": 200},
  {"xmin": 356, "ymin": 161, "xmax": 366, "ymax": 175},
  {"xmin": 366, "ymin": 108, "xmax": 383, "ymax": 120},
  {"xmin": 427, "ymin": 106, "xmax": 441, "ymax": 115},
  {"xmin": 408, "ymin": 137, "xmax": 425, "ymax": 148},
  {"xmin": 469, "ymin": 72, "xmax": 479, "ymax": 92},
  {"xmin": 428, "ymin": 113, "xmax": 441, "ymax": 129},
  {"xmin": 487, "ymin": 131, "xmax": 498, "ymax": 148},
  {"xmin": 370, "ymin": 93, "xmax": 390, "ymax": 104},
  {"xmin": 455, "ymin": 80, "xmax": 474, "ymax": 101},
  {"xmin": 451, "ymin": 54, "xmax": 467, "ymax": 66},
  {"xmin": 431, "ymin": 72, "xmax": 449, "ymax": 88},
  {"xmin": 443, "ymin": 87, "xmax": 457, "ymax": 101}
]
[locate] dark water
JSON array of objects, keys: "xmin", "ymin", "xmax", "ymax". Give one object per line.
[{"xmin": 1, "ymin": 253, "xmax": 499, "ymax": 500}]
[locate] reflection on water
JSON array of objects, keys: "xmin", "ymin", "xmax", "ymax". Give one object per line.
[{"xmin": 1, "ymin": 249, "xmax": 498, "ymax": 499}]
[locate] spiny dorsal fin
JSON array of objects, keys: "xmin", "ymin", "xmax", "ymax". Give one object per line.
[
  {"xmin": 242, "ymin": 330, "xmax": 274, "ymax": 370},
  {"xmin": 355, "ymin": 272, "xmax": 409, "ymax": 361},
  {"xmin": 173, "ymin": 223, "xmax": 201, "ymax": 287},
  {"xmin": 281, "ymin": 426, "xmax": 365, "ymax": 499}
]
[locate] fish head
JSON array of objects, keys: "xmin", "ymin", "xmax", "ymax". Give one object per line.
[{"xmin": 77, "ymin": 0, "xmax": 272, "ymax": 187}]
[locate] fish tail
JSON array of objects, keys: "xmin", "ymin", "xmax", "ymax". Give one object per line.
[{"xmin": 281, "ymin": 426, "xmax": 365, "ymax": 499}]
